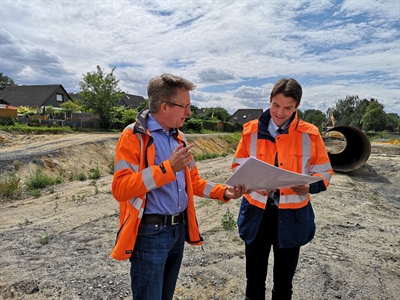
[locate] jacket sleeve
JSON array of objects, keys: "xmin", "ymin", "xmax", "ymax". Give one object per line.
[
  {"xmin": 309, "ymin": 132, "xmax": 334, "ymax": 190},
  {"xmin": 232, "ymin": 131, "xmax": 251, "ymax": 171},
  {"xmin": 111, "ymin": 129, "xmax": 177, "ymax": 202},
  {"xmin": 188, "ymin": 157, "xmax": 229, "ymax": 202}
]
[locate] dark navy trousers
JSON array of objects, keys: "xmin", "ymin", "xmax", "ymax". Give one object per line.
[{"xmin": 245, "ymin": 202, "xmax": 300, "ymax": 300}]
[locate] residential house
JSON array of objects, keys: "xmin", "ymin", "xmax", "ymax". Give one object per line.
[
  {"xmin": 69, "ymin": 92, "xmax": 146, "ymax": 110},
  {"xmin": 0, "ymin": 99, "xmax": 10, "ymax": 105},
  {"xmin": 227, "ymin": 108, "xmax": 263, "ymax": 124},
  {"xmin": 118, "ymin": 93, "xmax": 146, "ymax": 109},
  {"xmin": 0, "ymin": 84, "xmax": 72, "ymax": 111}
]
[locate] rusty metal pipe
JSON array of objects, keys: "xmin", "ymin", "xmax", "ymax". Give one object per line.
[{"xmin": 326, "ymin": 126, "xmax": 371, "ymax": 172}]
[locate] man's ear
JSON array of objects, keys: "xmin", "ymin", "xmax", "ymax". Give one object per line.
[{"xmin": 161, "ymin": 102, "xmax": 168, "ymax": 112}]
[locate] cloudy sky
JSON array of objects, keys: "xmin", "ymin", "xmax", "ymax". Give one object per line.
[{"xmin": 1, "ymin": 0, "xmax": 399, "ymax": 115}]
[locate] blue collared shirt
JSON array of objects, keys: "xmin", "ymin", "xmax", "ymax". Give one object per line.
[
  {"xmin": 268, "ymin": 119, "xmax": 289, "ymax": 139},
  {"xmin": 144, "ymin": 114, "xmax": 188, "ymax": 215}
]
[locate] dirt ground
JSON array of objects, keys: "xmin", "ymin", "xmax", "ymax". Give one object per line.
[{"xmin": 0, "ymin": 131, "xmax": 399, "ymax": 300}]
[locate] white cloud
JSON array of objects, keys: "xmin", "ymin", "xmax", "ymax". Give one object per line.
[{"xmin": 0, "ymin": 0, "xmax": 399, "ymax": 115}]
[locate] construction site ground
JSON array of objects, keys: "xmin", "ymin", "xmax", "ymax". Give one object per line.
[{"xmin": 0, "ymin": 131, "xmax": 399, "ymax": 300}]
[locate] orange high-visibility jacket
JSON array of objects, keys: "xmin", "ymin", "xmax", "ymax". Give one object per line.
[
  {"xmin": 111, "ymin": 109, "xmax": 228, "ymax": 261},
  {"xmin": 233, "ymin": 110, "xmax": 333, "ymax": 210}
]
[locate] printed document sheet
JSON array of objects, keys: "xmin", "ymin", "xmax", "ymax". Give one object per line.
[{"xmin": 225, "ymin": 156, "xmax": 322, "ymax": 190}]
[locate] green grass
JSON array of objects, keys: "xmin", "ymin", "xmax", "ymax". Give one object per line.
[
  {"xmin": 193, "ymin": 152, "xmax": 219, "ymax": 161},
  {"xmin": 218, "ymin": 132, "xmax": 242, "ymax": 146},
  {"xmin": 0, "ymin": 123, "xmax": 73, "ymax": 134}
]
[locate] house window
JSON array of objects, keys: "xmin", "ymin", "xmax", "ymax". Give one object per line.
[
  {"xmin": 243, "ymin": 115, "xmax": 247, "ymax": 119},
  {"xmin": 234, "ymin": 117, "xmax": 237, "ymax": 121},
  {"xmin": 56, "ymin": 94, "xmax": 63, "ymax": 102}
]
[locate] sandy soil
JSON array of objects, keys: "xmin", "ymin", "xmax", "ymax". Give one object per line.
[{"xmin": 0, "ymin": 131, "xmax": 399, "ymax": 300}]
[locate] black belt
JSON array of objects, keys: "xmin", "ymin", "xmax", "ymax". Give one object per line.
[{"xmin": 141, "ymin": 211, "xmax": 185, "ymax": 225}]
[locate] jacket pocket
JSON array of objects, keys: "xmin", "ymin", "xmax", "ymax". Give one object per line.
[
  {"xmin": 237, "ymin": 197, "xmax": 264, "ymax": 244},
  {"xmin": 294, "ymin": 202, "xmax": 315, "ymax": 223}
]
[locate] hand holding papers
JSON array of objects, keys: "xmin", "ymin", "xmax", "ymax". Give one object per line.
[{"xmin": 225, "ymin": 157, "xmax": 322, "ymax": 191}]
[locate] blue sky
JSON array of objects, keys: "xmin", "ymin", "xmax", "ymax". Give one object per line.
[{"xmin": 1, "ymin": 0, "xmax": 399, "ymax": 115}]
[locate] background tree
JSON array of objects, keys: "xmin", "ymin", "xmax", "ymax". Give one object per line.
[
  {"xmin": 361, "ymin": 101, "xmax": 387, "ymax": 131},
  {"xmin": 199, "ymin": 107, "xmax": 231, "ymax": 121},
  {"xmin": 190, "ymin": 104, "xmax": 199, "ymax": 113},
  {"xmin": 135, "ymin": 99, "xmax": 149, "ymax": 112},
  {"xmin": 60, "ymin": 99, "xmax": 83, "ymax": 112},
  {"xmin": 109, "ymin": 106, "xmax": 138, "ymax": 129},
  {"xmin": 386, "ymin": 113, "xmax": 399, "ymax": 132},
  {"xmin": 0, "ymin": 73, "xmax": 17, "ymax": 90},
  {"xmin": 79, "ymin": 66, "xmax": 124, "ymax": 129},
  {"xmin": 330, "ymin": 95, "xmax": 358, "ymax": 126},
  {"xmin": 297, "ymin": 109, "xmax": 304, "ymax": 119},
  {"xmin": 303, "ymin": 109, "xmax": 325, "ymax": 128},
  {"xmin": 349, "ymin": 98, "xmax": 370, "ymax": 128}
]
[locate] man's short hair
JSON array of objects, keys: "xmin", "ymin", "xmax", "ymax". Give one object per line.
[
  {"xmin": 147, "ymin": 74, "xmax": 196, "ymax": 113},
  {"xmin": 270, "ymin": 78, "xmax": 302, "ymax": 106}
]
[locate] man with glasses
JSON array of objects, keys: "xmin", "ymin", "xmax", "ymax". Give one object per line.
[{"xmin": 111, "ymin": 73, "xmax": 246, "ymax": 300}]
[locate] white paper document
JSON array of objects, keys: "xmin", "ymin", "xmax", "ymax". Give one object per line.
[{"xmin": 225, "ymin": 156, "xmax": 322, "ymax": 190}]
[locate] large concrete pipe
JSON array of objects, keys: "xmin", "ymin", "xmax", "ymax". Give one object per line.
[{"xmin": 326, "ymin": 125, "xmax": 371, "ymax": 172}]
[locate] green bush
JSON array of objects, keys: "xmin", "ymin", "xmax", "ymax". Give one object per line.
[
  {"xmin": 0, "ymin": 172, "xmax": 23, "ymax": 199},
  {"xmin": 224, "ymin": 122, "xmax": 243, "ymax": 133},
  {"xmin": 0, "ymin": 116, "xmax": 16, "ymax": 126},
  {"xmin": 185, "ymin": 119, "xmax": 203, "ymax": 132},
  {"xmin": 202, "ymin": 120, "xmax": 219, "ymax": 131},
  {"xmin": 77, "ymin": 173, "xmax": 87, "ymax": 181},
  {"xmin": 26, "ymin": 168, "xmax": 58, "ymax": 189}
]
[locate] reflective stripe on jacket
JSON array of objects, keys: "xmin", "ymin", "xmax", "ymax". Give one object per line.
[{"xmin": 110, "ymin": 108, "xmax": 228, "ymax": 260}]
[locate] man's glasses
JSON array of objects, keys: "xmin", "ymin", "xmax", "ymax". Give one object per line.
[{"xmin": 166, "ymin": 102, "xmax": 191, "ymax": 112}]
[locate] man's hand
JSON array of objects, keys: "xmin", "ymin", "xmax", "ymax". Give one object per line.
[
  {"xmin": 170, "ymin": 144, "xmax": 195, "ymax": 173},
  {"xmin": 291, "ymin": 184, "xmax": 310, "ymax": 195},
  {"xmin": 224, "ymin": 184, "xmax": 246, "ymax": 199}
]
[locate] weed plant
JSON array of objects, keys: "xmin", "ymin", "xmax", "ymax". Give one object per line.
[
  {"xmin": 0, "ymin": 172, "xmax": 23, "ymax": 199},
  {"xmin": 26, "ymin": 168, "xmax": 60, "ymax": 189},
  {"xmin": 13, "ymin": 160, "xmax": 22, "ymax": 170},
  {"xmin": 77, "ymin": 173, "xmax": 87, "ymax": 181},
  {"xmin": 221, "ymin": 208, "xmax": 236, "ymax": 230},
  {"xmin": 39, "ymin": 234, "xmax": 49, "ymax": 245},
  {"xmin": 88, "ymin": 166, "xmax": 101, "ymax": 179},
  {"xmin": 108, "ymin": 159, "xmax": 114, "ymax": 174},
  {"xmin": 29, "ymin": 189, "xmax": 42, "ymax": 198}
]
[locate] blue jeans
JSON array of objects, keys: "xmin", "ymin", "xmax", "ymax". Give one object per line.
[{"xmin": 130, "ymin": 220, "xmax": 186, "ymax": 300}]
